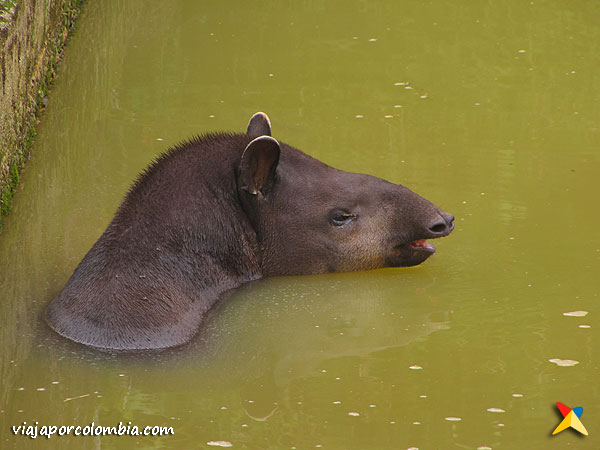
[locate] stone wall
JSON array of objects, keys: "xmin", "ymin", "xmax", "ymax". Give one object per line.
[{"xmin": 0, "ymin": 0, "xmax": 83, "ymax": 230}]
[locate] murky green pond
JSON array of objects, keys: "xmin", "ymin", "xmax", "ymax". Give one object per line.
[{"xmin": 1, "ymin": 0, "xmax": 599, "ymax": 448}]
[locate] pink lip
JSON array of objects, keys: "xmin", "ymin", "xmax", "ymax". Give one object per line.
[{"xmin": 409, "ymin": 239, "xmax": 435, "ymax": 250}]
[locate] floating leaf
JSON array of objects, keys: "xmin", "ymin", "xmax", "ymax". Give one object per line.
[
  {"xmin": 549, "ymin": 358, "xmax": 579, "ymax": 367},
  {"xmin": 563, "ymin": 311, "xmax": 588, "ymax": 317},
  {"xmin": 207, "ymin": 441, "xmax": 232, "ymax": 447},
  {"xmin": 487, "ymin": 408, "xmax": 505, "ymax": 413}
]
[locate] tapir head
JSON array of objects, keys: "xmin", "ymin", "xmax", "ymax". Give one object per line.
[{"xmin": 238, "ymin": 112, "xmax": 454, "ymax": 276}]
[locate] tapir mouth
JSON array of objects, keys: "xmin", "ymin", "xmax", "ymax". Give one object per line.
[
  {"xmin": 408, "ymin": 239, "xmax": 436, "ymax": 252},
  {"xmin": 388, "ymin": 214, "xmax": 454, "ymax": 267},
  {"xmin": 389, "ymin": 229, "xmax": 452, "ymax": 267},
  {"xmin": 388, "ymin": 239, "xmax": 437, "ymax": 267}
]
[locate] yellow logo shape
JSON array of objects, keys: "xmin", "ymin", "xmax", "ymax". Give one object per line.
[{"xmin": 552, "ymin": 402, "xmax": 588, "ymax": 436}]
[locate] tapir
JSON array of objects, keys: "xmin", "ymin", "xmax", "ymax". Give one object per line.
[{"xmin": 45, "ymin": 112, "xmax": 454, "ymax": 350}]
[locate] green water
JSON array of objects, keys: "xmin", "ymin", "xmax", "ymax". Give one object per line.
[{"xmin": 1, "ymin": 0, "xmax": 599, "ymax": 448}]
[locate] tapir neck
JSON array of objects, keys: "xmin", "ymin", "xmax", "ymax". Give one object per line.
[
  {"xmin": 110, "ymin": 133, "xmax": 263, "ymax": 288},
  {"xmin": 46, "ymin": 133, "xmax": 263, "ymax": 350}
]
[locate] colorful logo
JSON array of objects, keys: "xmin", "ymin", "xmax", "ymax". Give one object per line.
[{"xmin": 552, "ymin": 402, "xmax": 588, "ymax": 436}]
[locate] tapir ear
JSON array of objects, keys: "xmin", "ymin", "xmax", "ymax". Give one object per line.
[
  {"xmin": 246, "ymin": 112, "xmax": 272, "ymax": 137},
  {"xmin": 238, "ymin": 136, "xmax": 280, "ymax": 196}
]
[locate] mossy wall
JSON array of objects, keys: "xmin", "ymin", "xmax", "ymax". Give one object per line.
[{"xmin": 0, "ymin": 0, "xmax": 83, "ymax": 230}]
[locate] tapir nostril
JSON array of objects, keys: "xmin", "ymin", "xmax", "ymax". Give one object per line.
[
  {"xmin": 428, "ymin": 213, "xmax": 454, "ymax": 235},
  {"xmin": 429, "ymin": 221, "xmax": 447, "ymax": 234}
]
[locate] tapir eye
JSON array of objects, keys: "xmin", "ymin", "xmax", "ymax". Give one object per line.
[{"xmin": 330, "ymin": 210, "xmax": 356, "ymax": 227}]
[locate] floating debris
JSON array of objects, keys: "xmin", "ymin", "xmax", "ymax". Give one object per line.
[
  {"xmin": 487, "ymin": 408, "xmax": 505, "ymax": 413},
  {"xmin": 563, "ymin": 311, "xmax": 588, "ymax": 317},
  {"xmin": 444, "ymin": 417, "xmax": 462, "ymax": 422},
  {"xmin": 207, "ymin": 441, "xmax": 232, "ymax": 447},
  {"xmin": 348, "ymin": 412, "xmax": 360, "ymax": 417},
  {"xmin": 409, "ymin": 365, "xmax": 423, "ymax": 370},
  {"xmin": 36, "ymin": 388, "xmax": 46, "ymax": 391},
  {"xmin": 333, "ymin": 401, "xmax": 341, "ymax": 405},
  {"xmin": 477, "ymin": 447, "xmax": 493, "ymax": 450},
  {"xmin": 412, "ymin": 421, "xmax": 421, "ymax": 425},
  {"xmin": 384, "ymin": 115, "xmax": 394, "ymax": 119},
  {"xmin": 579, "ymin": 325, "xmax": 591, "ymax": 329},
  {"xmin": 64, "ymin": 393, "xmax": 90, "ymax": 402},
  {"xmin": 511, "ymin": 393, "xmax": 524, "ymax": 398},
  {"xmin": 368, "ymin": 38, "xmax": 377, "ymax": 42},
  {"xmin": 549, "ymin": 358, "xmax": 579, "ymax": 367},
  {"xmin": 355, "ymin": 115, "xmax": 364, "ymax": 119}
]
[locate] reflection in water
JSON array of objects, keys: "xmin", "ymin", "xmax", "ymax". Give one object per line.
[
  {"xmin": 193, "ymin": 272, "xmax": 451, "ymax": 394},
  {"xmin": 0, "ymin": 0, "xmax": 598, "ymax": 449}
]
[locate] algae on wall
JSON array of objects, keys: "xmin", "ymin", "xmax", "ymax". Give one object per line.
[{"xmin": 0, "ymin": 0, "xmax": 82, "ymax": 230}]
